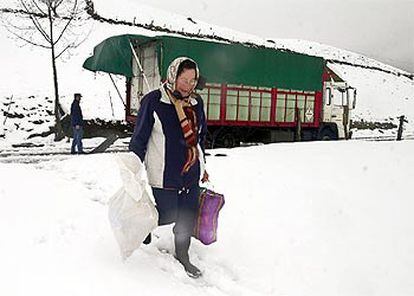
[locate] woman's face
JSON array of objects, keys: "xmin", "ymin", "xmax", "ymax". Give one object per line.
[{"xmin": 175, "ymin": 68, "xmax": 197, "ymax": 98}]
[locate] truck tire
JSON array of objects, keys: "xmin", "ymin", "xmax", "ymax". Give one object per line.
[
  {"xmin": 221, "ymin": 132, "xmax": 237, "ymax": 148},
  {"xmin": 214, "ymin": 129, "xmax": 240, "ymax": 148},
  {"xmin": 302, "ymin": 130, "xmax": 316, "ymax": 141},
  {"xmin": 319, "ymin": 128, "xmax": 338, "ymax": 140}
]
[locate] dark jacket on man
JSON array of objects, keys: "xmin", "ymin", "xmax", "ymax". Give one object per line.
[{"xmin": 70, "ymin": 100, "xmax": 83, "ymax": 127}]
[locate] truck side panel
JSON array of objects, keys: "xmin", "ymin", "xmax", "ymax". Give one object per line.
[{"xmin": 198, "ymin": 83, "xmax": 321, "ymax": 129}]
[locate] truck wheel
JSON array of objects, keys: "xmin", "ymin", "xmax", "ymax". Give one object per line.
[
  {"xmin": 205, "ymin": 131, "xmax": 214, "ymax": 149},
  {"xmin": 222, "ymin": 133, "xmax": 237, "ymax": 148},
  {"xmin": 212, "ymin": 128, "xmax": 240, "ymax": 148},
  {"xmin": 319, "ymin": 128, "xmax": 338, "ymax": 140},
  {"xmin": 302, "ymin": 130, "xmax": 316, "ymax": 141}
]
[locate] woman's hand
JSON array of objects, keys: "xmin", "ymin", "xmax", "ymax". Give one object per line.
[{"xmin": 201, "ymin": 170, "xmax": 209, "ymax": 183}]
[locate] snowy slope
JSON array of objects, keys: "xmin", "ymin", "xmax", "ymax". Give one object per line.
[
  {"xmin": 91, "ymin": 0, "xmax": 412, "ymax": 77},
  {"xmin": 328, "ymin": 62, "xmax": 414, "ymax": 138},
  {"xmin": 0, "ymin": 93, "xmax": 131, "ymax": 148},
  {"xmin": 272, "ymin": 39, "xmax": 412, "ymax": 76},
  {"xmin": 0, "ymin": 0, "xmax": 413, "ymax": 141},
  {"xmin": 1, "ymin": 141, "xmax": 414, "ymax": 295},
  {"xmin": 90, "ymin": 0, "xmax": 414, "ymax": 137},
  {"xmin": 1, "ymin": 2, "xmax": 413, "ymax": 295}
]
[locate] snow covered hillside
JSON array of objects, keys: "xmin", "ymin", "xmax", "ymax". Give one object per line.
[
  {"xmin": 0, "ymin": 0, "xmax": 413, "ymax": 141},
  {"xmin": 0, "ymin": 96, "xmax": 55, "ymax": 144},
  {"xmin": 0, "ymin": 94, "xmax": 131, "ymax": 149},
  {"xmin": 1, "ymin": 2, "xmax": 413, "ymax": 295},
  {"xmin": 1, "ymin": 141, "xmax": 413, "ymax": 295},
  {"xmin": 89, "ymin": 0, "xmax": 414, "ymax": 138}
]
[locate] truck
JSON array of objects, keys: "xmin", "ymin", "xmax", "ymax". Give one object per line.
[{"xmin": 83, "ymin": 34, "xmax": 356, "ymax": 147}]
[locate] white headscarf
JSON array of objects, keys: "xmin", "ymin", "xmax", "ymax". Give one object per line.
[{"xmin": 165, "ymin": 57, "xmax": 200, "ymax": 93}]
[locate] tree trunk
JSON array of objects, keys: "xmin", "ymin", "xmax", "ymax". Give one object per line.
[{"xmin": 49, "ymin": 6, "xmax": 65, "ymax": 141}]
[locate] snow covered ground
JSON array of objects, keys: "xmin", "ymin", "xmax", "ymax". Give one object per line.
[
  {"xmin": 1, "ymin": 1, "xmax": 413, "ymax": 295},
  {"xmin": 1, "ymin": 140, "xmax": 413, "ymax": 296},
  {"xmin": 0, "ymin": 1, "xmax": 413, "ymax": 295},
  {"xmin": 1, "ymin": 0, "xmax": 413, "ymax": 142}
]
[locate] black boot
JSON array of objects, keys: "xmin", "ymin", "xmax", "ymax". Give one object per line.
[
  {"xmin": 143, "ymin": 233, "xmax": 152, "ymax": 245},
  {"xmin": 174, "ymin": 236, "xmax": 202, "ymax": 279}
]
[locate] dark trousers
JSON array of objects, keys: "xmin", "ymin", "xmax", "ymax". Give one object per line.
[
  {"xmin": 71, "ymin": 126, "xmax": 84, "ymax": 153},
  {"xmin": 152, "ymin": 186, "xmax": 199, "ymax": 260}
]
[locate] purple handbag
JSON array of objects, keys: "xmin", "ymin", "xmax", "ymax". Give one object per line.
[{"xmin": 193, "ymin": 187, "xmax": 225, "ymax": 245}]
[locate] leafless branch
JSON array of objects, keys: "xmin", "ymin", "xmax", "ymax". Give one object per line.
[
  {"xmin": 54, "ymin": 13, "xmax": 75, "ymax": 44},
  {"xmin": 55, "ymin": 21, "xmax": 91, "ymax": 60},
  {"xmin": 54, "ymin": 18, "xmax": 71, "ymax": 44},
  {"xmin": 31, "ymin": 14, "xmax": 51, "ymax": 42},
  {"xmin": 4, "ymin": 25, "xmax": 50, "ymax": 49},
  {"xmin": 0, "ymin": 7, "xmax": 47, "ymax": 18},
  {"xmin": 55, "ymin": 42, "xmax": 72, "ymax": 59},
  {"xmin": 2, "ymin": 0, "xmax": 89, "ymax": 59},
  {"xmin": 53, "ymin": 0, "xmax": 80, "ymax": 45},
  {"xmin": 2, "ymin": 15, "xmax": 34, "ymax": 32},
  {"xmin": 0, "ymin": 7, "xmax": 73, "ymax": 20},
  {"xmin": 19, "ymin": 0, "xmax": 36, "ymax": 15},
  {"xmin": 54, "ymin": 0, "xmax": 65, "ymax": 9},
  {"xmin": 72, "ymin": 23, "xmax": 92, "ymax": 47},
  {"xmin": 19, "ymin": 0, "xmax": 51, "ymax": 43},
  {"xmin": 30, "ymin": 0, "xmax": 46, "ymax": 15}
]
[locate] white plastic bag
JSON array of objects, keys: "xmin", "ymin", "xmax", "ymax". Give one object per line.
[{"xmin": 108, "ymin": 153, "xmax": 158, "ymax": 260}]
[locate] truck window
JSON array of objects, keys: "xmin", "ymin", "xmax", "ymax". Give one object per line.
[
  {"xmin": 198, "ymin": 84, "xmax": 221, "ymax": 120},
  {"xmin": 224, "ymin": 86, "xmax": 271, "ymax": 122},
  {"xmin": 297, "ymin": 94, "xmax": 306, "ymax": 122},
  {"xmin": 276, "ymin": 93, "xmax": 286, "ymax": 122},
  {"xmin": 260, "ymin": 92, "xmax": 271, "ymax": 122},
  {"xmin": 237, "ymin": 90, "xmax": 249, "ymax": 121},
  {"xmin": 226, "ymin": 89, "xmax": 238, "ymax": 121},
  {"xmin": 286, "ymin": 94, "xmax": 296, "ymax": 122},
  {"xmin": 332, "ymin": 88, "xmax": 345, "ymax": 106},
  {"xmin": 324, "ymin": 87, "xmax": 332, "ymax": 105}
]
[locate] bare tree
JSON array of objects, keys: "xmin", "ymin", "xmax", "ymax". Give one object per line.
[{"xmin": 1, "ymin": 0, "xmax": 89, "ymax": 141}]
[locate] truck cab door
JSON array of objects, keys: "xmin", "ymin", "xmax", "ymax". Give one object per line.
[
  {"xmin": 331, "ymin": 87, "xmax": 347, "ymax": 138},
  {"xmin": 322, "ymin": 85, "xmax": 333, "ymax": 121},
  {"xmin": 322, "ymin": 82, "xmax": 347, "ymax": 139}
]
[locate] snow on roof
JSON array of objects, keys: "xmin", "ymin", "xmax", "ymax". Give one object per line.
[{"xmin": 91, "ymin": 0, "xmax": 411, "ymax": 78}]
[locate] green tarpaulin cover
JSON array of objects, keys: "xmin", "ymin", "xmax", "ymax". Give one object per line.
[{"xmin": 83, "ymin": 34, "xmax": 325, "ymax": 91}]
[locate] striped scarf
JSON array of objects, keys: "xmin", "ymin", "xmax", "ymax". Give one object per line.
[
  {"xmin": 165, "ymin": 87, "xmax": 199, "ymax": 175},
  {"xmin": 164, "ymin": 56, "xmax": 200, "ymax": 175},
  {"xmin": 180, "ymin": 103, "xmax": 199, "ymax": 175}
]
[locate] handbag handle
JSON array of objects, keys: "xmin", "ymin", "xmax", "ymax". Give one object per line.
[{"xmin": 202, "ymin": 179, "xmax": 216, "ymax": 191}]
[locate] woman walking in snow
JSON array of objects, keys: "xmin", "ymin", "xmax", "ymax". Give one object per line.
[{"xmin": 129, "ymin": 57, "xmax": 209, "ymax": 278}]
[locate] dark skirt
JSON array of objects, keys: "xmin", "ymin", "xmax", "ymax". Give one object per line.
[{"xmin": 152, "ymin": 186, "xmax": 199, "ymax": 239}]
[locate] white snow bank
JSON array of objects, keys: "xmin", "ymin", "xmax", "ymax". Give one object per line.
[{"xmin": 1, "ymin": 140, "xmax": 414, "ymax": 295}]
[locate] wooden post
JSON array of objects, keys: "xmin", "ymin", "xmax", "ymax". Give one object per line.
[
  {"xmin": 397, "ymin": 115, "xmax": 407, "ymax": 141},
  {"xmin": 109, "ymin": 91, "xmax": 115, "ymax": 117},
  {"xmin": 343, "ymin": 105, "xmax": 350, "ymax": 139},
  {"xmin": 295, "ymin": 107, "xmax": 302, "ymax": 142},
  {"xmin": 3, "ymin": 95, "xmax": 13, "ymax": 125}
]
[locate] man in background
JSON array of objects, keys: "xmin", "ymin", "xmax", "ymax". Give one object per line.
[
  {"xmin": 70, "ymin": 93, "xmax": 85, "ymax": 154},
  {"xmin": 0, "ymin": 107, "xmax": 5, "ymax": 138}
]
